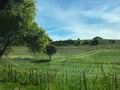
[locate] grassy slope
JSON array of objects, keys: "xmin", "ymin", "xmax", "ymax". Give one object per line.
[
  {"xmin": 0, "ymin": 43, "xmax": 120, "ymax": 90},
  {"xmin": 4, "ymin": 44, "xmax": 117, "ymax": 57}
]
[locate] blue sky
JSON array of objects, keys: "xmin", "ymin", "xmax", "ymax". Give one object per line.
[{"xmin": 35, "ymin": 0, "xmax": 120, "ymax": 41}]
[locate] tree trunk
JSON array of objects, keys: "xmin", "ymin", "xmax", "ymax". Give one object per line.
[
  {"xmin": 0, "ymin": 41, "xmax": 10, "ymax": 58},
  {"xmin": 49, "ymin": 55, "xmax": 51, "ymax": 61}
]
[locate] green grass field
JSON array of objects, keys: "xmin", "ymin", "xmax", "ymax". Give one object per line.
[{"xmin": 0, "ymin": 44, "xmax": 120, "ymax": 90}]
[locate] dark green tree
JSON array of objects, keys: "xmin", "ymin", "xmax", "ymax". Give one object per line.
[
  {"xmin": 109, "ymin": 40, "xmax": 115, "ymax": 44},
  {"xmin": 0, "ymin": 0, "xmax": 9, "ymax": 9},
  {"xmin": 0, "ymin": 0, "xmax": 49, "ymax": 58},
  {"xmin": 46, "ymin": 45, "xmax": 57, "ymax": 61},
  {"xmin": 75, "ymin": 38, "xmax": 80, "ymax": 46},
  {"xmin": 90, "ymin": 37, "xmax": 99, "ymax": 45},
  {"xmin": 93, "ymin": 36, "xmax": 103, "ymax": 40}
]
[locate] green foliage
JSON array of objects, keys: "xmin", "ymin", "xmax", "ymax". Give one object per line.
[
  {"xmin": 93, "ymin": 36, "xmax": 103, "ymax": 40},
  {"xmin": 81, "ymin": 40, "xmax": 90, "ymax": 45},
  {"xmin": 0, "ymin": 0, "xmax": 49, "ymax": 57},
  {"xmin": 90, "ymin": 36, "xmax": 104, "ymax": 45},
  {"xmin": 74, "ymin": 38, "xmax": 80, "ymax": 46},
  {"xmin": 45, "ymin": 44, "xmax": 57, "ymax": 60},
  {"xmin": 0, "ymin": 0, "xmax": 36, "ymax": 57},
  {"xmin": 90, "ymin": 39, "xmax": 99, "ymax": 45},
  {"xmin": 90, "ymin": 37, "xmax": 100, "ymax": 45},
  {"xmin": 0, "ymin": 0, "xmax": 9, "ymax": 9},
  {"xmin": 109, "ymin": 40, "xmax": 116, "ymax": 44},
  {"xmin": 52, "ymin": 40, "xmax": 78, "ymax": 46},
  {"xmin": 23, "ymin": 22, "xmax": 49, "ymax": 53},
  {"xmin": 0, "ymin": 44, "xmax": 120, "ymax": 89}
]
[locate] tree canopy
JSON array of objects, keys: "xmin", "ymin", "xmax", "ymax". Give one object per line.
[
  {"xmin": 0, "ymin": 0, "xmax": 49, "ymax": 57},
  {"xmin": 24, "ymin": 22, "xmax": 49, "ymax": 53},
  {"xmin": 0, "ymin": 0, "xmax": 9, "ymax": 9},
  {"xmin": 46, "ymin": 44, "xmax": 57, "ymax": 60}
]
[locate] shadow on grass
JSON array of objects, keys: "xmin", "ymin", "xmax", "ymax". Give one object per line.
[
  {"xmin": 0, "ymin": 58, "xmax": 51, "ymax": 63},
  {"xmin": 31, "ymin": 59, "xmax": 51, "ymax": 63}
]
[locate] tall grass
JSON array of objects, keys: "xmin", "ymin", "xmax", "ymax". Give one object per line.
[
  {"xmin": 0, "ymin": 62, "xmax": 120, "ymax": 90},
  {"xmin": 0, "ymin": 44, "xmax": 120, "ymax": 90}
]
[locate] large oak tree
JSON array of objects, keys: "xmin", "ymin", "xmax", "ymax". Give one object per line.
[{"xmin": 0, "ymin": 0, "xmax": 49, "ymax": 57}]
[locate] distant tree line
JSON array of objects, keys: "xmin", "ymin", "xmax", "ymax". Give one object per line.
[{"xmin": 52, "ymin": 37, "xmax": 116, "ymax": 46}]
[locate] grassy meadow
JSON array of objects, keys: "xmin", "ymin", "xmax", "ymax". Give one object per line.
[{"xmin": 0, "ymin": 43, "xmax": 120, "ymax": 90}]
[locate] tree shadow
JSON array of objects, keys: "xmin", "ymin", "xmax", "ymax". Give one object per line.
[{"xmin": 31, "ymin": 59, "xmax": 51, "ymax": 63}]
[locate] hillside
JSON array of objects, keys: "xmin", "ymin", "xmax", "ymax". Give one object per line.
[
  {"xmin": 2, "ymin": 42, "xmax": 120, "ymax": 62},
  {"xmin": 0, "ymin": 41, "xmax": 120, "ymax": 90}
]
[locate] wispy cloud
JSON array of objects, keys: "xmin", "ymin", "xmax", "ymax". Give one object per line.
[{"xmin": 35, "ymin": 0, "xmax": 120, "ymax": 40}]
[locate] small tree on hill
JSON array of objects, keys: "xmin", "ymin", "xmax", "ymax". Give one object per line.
[
  {"xmin": 90, "ymin": 39, "xmax": 99, "ymax": 45},
  {"xmin": 75, "ymin": 38, "xmax": 80, "ymax": 46},
  {"xmin": 90, "ymin": 37, "xmax": 100, "ymax": 45},
  {"xmin": 46, "ymin": 45, "xmax": 57, "ymax": 61}
]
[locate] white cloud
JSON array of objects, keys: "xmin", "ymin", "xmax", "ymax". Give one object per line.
[
  {"xmin": 35, "ymin": 0, "xmax": 120, "ymax": 40},
  {"xmin": 83, "ymin": 10, "xmax": 120, "ymax": 24},
  {"xmin": 49, "ymin": 23, "xmax": 120, "ymax": 40}
]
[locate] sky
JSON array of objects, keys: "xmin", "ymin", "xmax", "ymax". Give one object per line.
[{"xmin": 35, "ymin": 0, "xmax": 120, "ymax": 41}]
